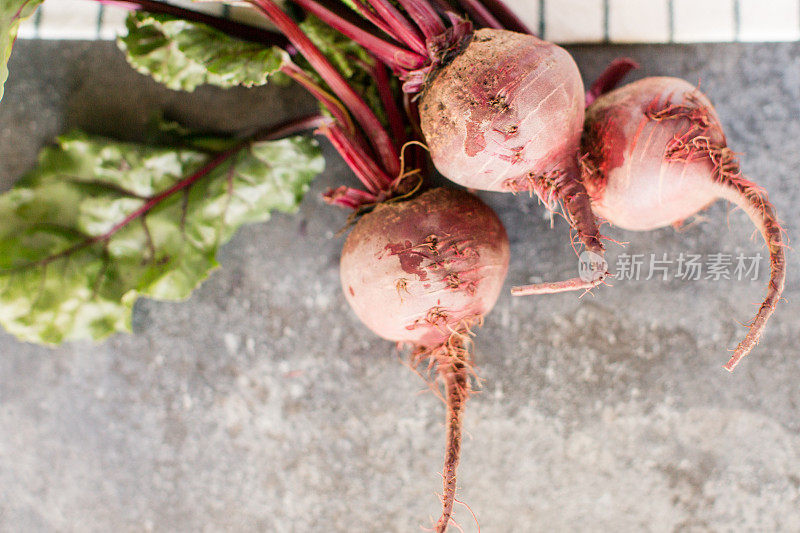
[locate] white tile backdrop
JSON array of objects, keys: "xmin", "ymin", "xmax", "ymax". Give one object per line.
[{"xmin": 16, "ymin": 0, "xmax": 800, "ymax": 42}]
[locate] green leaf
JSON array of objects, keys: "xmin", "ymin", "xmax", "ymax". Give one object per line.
[
  {"xmin": 117, "ymin": 11, "xmax": 388, "ymax": 124},
  {"xmin": 118, "ymin": 12, "xmax": 288, "ymax": 92},
  {"xmin": 1, "ymin": 0, "xmax": 44, "ymax": 102},
  {"xmin": 0, "ymin": 131, "xmax": 324, "ymax": 344}
]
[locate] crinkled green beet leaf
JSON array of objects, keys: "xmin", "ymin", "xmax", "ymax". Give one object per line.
[
  {"xmin": 1, "ymin": 0, "xmax": 44, "ymax": 102},
  {"xmin": 0, "ymin": 131, "xmax": 324, "ymax": 344},
  {"xmin": 118, "ymin": 12, "xmax": 387, "ymax": 123},
  {"xmin": 118, "ymin": 12, "xmax": 287, "ymax": 92}
]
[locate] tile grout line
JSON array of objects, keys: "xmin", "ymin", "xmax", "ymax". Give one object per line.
[
  {"xmin": 96, "ymin": 3, "xmax": 105, "ymax": 40},
  {"xmin": 33, "ymin": 5, "xmax": 43, "ymax": 39},
  {"xmin": 539, "ymin": 0, "xmax": 546, "ymax": 39},
  {"xmin": 667, "ymin": 0, "xmax": 674, "ymax": 43}
]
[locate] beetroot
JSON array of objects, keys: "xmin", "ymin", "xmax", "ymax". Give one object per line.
[
  {"xmin": 341, "ymin": 187, "xmax": 509, "ymax": 530},
  {"xmin": 578, "ymin": 77, "xmax": 785, "ymax": 370},
  {"xmin": 283, "ymin": 0, "xmax": 610, "ymax": 290},
  {"xmin": 247, "ymin": 2, "xmax": 513, "ymax": 526},
  {"xmin": 342, "ymin": 187, "xmax": 509, "ymax": 347},
  {"xmin": 418, "ymin": 29, "xmax": 585, "ymax": 195},
  {"xmin": 414, "ymin": 28, "xmax": 607, "ymax": 291}
]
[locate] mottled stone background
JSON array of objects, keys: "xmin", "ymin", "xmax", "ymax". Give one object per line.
[{"xmin": 1, "ymin": 41, "xmax": 798, "ymax": 532}]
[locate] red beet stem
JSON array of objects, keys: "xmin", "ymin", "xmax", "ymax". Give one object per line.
[
  {"xmin": 456, "ymin": 0, "xmax": 504, "ymax": 29},
  {"xmin": 249, "ymin": 0, "xmax": 400, "ymax": 177},
  {"xmin": 279, "ymin": 64, "xmax": 393, "ymax": 195},
  {"xmin": 347, "ymin": 0, "xmax": 404, "ymax": 42},
  {"xmin": 393, "ymin": 0, "xmax": 447, "ymax": 40},
  {"xmin": 372, "ymin": 59, "xmax": 408, "ymax": 152},
  {"xmin": 322, "ymin": 122, "xmax": 394, "ymax": 193},
  {"xmin": 291, "ymin": 0, "xmax": 428, "ymax": 70},
  {"xmin": 586, "ymin": 58, "xmax": 640, "ymax": 106},
  {"xmin": 323, "ymin": 185, "xmax": 379, "ymax": 209},
  {"xmin": 279, "ymin": 62, "xmax": 358, "ymax": 138},
  {"xmin": 354, "ymin": 0, "xmax": 428, "ymax": 55}
]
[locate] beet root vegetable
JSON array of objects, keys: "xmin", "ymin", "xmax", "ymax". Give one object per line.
[
  {"xmin": 341, "ymin": 187, "xmax": 509, "ymax": 347},
  {"xmin": 286, "ymin": 0, "xmax": 609, "ymax": 290},
  {"xmin": 246, "ymin": 3, "xmax": 510, "ymax": 528},
  {"xmin": 578, "ymin": 76, "xmax": 785, "ymax": 370},
  {"xmin": 341, "ymin": 187, "xmax": 509, "ymax": 530},
  {"xmin": 418, "ymin": 29, "xmax": 584, "ymax": 195},
  {"xmin": 417, "ymin": 29, "xmax": 607, "ymax": 291}
]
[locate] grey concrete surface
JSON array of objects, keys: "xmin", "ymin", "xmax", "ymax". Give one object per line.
[{"xmin": 0, "ymin": 41, "xmax": 799, "ymax": 532}]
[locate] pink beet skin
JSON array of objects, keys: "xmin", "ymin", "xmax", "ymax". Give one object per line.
[
  {"xmin": 419, "ymin": 29, "xmax": 585, "ymax": 192},
  {"xmin": 583, "ymin": 77, "xmax": 725, "ymax": 230},
  {"xmin": 581, "ymin": 76, "xmax": 786, "ymax": 370},
  {"xmin": 340, "ymin": 188, "xmax": 509, "ymax": 349}
]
